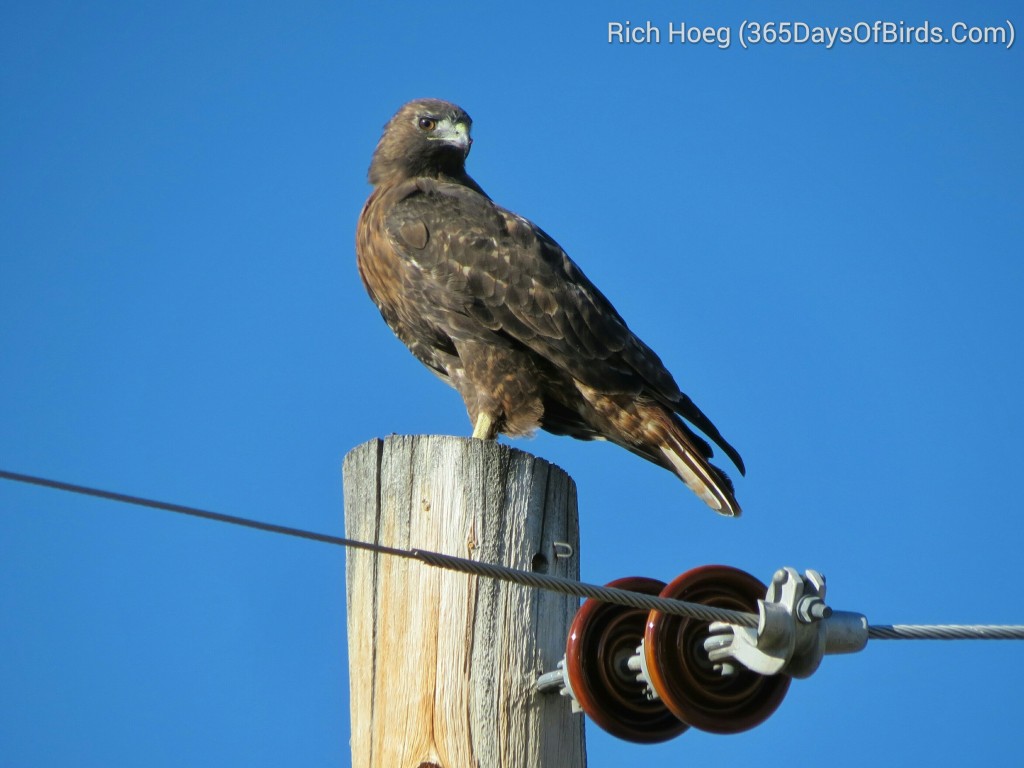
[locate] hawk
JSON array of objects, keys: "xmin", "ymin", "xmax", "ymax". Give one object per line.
[{"xmin": 356, "ymin": 99, "xmax": 745, "ymax": 516}]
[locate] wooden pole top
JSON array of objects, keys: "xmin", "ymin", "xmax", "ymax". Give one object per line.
[{"xmin": 343, "ymin": 435, "xmax": 586, "ymax": 768}]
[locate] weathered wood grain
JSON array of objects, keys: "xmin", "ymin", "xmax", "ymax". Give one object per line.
[{"xmin": 343, "ymin": 435, "xmax": 586, "ymax": 768}]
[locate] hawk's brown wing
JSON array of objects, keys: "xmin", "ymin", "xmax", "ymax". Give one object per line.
[{"xmin": 377, "ymin": 177, "xmax": 744, "ymax": 473}]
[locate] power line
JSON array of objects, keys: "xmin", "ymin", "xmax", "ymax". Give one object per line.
[
  {"xmin": 0, "ymin": 468, "xmax": 400, "ymax": 555},
  {"xmin": 3, "ymin": 468, "xmax": 1024, "ymax": 640},
  {"xmin": 0, "ymin": 468, "xmax": 756, "ymax": 627},
  {"xmin": 867, "ymin": 624, "xmax": 1024, "ymax": 640}
]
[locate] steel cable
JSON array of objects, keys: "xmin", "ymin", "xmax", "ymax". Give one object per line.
[{"xmin": 4, "ymin": 468, "xmax": 1023, "ymax": 640}]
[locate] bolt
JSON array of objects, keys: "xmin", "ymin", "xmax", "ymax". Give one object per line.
[{"xmin": 797, "ymin": 596, "xmax": 833, "ymax": 623}]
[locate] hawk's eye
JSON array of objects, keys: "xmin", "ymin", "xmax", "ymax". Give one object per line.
[{"xmin": 417, "ymin": 117, "xmax": 437, "ymax": 131}]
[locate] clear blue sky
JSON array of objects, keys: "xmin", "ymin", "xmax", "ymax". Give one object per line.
[{"xmin": 2, "ymin": 2, "xmax": 1021, "ymax": 766}]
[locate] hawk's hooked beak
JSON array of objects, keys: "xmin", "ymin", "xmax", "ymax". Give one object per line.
[{"xmin": 433, "ymin": 119, "xmax": 472, "ymax": 154}]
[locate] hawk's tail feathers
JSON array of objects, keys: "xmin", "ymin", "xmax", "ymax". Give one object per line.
[{"xmin": 659, "ymin": 425, "xmax": 742, "ymax": 518}]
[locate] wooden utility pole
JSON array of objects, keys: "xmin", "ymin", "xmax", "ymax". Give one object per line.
[{"xmin": 343, "ymin": 435, "xmax": 586, "ymax": 768}]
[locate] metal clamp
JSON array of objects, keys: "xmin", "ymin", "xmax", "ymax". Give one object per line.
[
  {"xmin": 704, "ymin": 567, "xmax": 868, "ymax": 679},
  {"xmin": 535, "ymin": 658, "xmax": 582, "ymax": 711}
]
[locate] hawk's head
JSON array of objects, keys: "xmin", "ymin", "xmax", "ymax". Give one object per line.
[{"xmin": 368, "ymin": 99, "xmax": 473, "ymax": 185}]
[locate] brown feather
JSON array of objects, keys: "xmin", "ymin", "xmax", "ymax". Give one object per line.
[{"xmin": 356, "ymin": 98, "xmax": 745, "ymax": 516}]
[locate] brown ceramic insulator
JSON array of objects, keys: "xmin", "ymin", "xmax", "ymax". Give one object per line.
[
  {"xmin": 564, "ymin": 576, "xmax": 690, "ymax": 744},
  {"xmin": 643, "ymin": 565, "xmax": 791, "ymax": 734}
]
